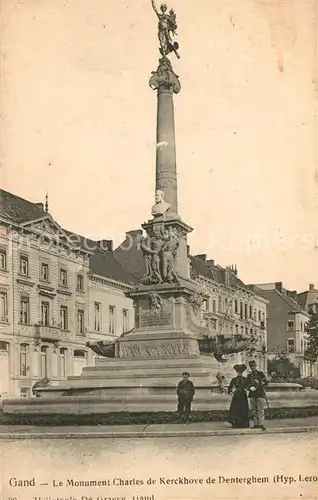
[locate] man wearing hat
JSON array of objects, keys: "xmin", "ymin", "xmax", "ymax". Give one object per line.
[
  {"xmin": 176, "ymin": 372, "xmax": 195, "ymax": 424},
  {"xmin": 246, "ymin": 360, "xmax": 268, "ymax": 430}
]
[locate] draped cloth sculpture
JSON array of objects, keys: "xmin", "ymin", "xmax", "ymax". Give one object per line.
[{"xmin": 140, "ymin": 224, "xmax": 180, "ymax": 284}]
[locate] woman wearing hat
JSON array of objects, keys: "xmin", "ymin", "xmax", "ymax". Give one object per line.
[{"xmin": 227, "ymin": 364, "xmax": 249, "ymax": 428}]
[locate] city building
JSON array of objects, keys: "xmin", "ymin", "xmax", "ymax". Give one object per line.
[
  {"xmin": 114, "ymin": 235, "xmax": 268, "ymax": 372},
  {"xmin": 190, "ymin": 255, "xmax": 268, "ymax": 372},
  {"xmin": 0, "ymin": 189, "xmax": 136, "ymax": 398},
  {"xmin": 296, "ymin": 284, "xmax": 318, "ymax": 314},
  {"xmin": 250, "ymin": 282, "xmax": 316, "ymax": 377}
]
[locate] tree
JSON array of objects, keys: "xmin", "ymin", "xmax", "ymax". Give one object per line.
[{"xmin": 304, "ymin": 307, "xmax": 318, "ymax": 363}]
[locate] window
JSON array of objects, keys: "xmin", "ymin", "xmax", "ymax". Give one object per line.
[
  {"xmin": 77, "ymin": 309, "xmax": 85, "ymax": 335},
  {"xmin": 287, "ymin": 321, "xmax": 294, "ymax": 331},
  {"xmin": 20, "ymin": 344, "xmax": 28, "ymax": 376},
  {"xmin": 123, "ymin": 309, "xmax": 129, "ymax": 332},
  {"xmin": 245, "ymin": 327, "xmax": 249, "ymax": 335},
  {"xmin": 212, "ymin": 300, "xmax": 216, "ymax": 313},
  {"xmin": 76, "ymin": 274, "xmax": 84, "ymax": 291},
  {"xmin": 258, "ymin": 310, "xmax": 261, "ymax": 321},
  {"xmin": 41, "ymin": 301, "xmax": 50, "ymax": 326},
  {"xmin": 59, "ymin": 269, "xmax": 67, "ymax": 286},
  {"xmin": 240, "ymin": 302, "xmax": 243, "ymax": 319},
  {"xmin": 60, "ymin": 306, "xmax": 68, "ymax": 331},
  {"xmin": 249, "ymin": 305, "xmax": 252, "ymax": 318},
  {"xmin": 0, "ymin": 341, "xmax": 8, "ymax": 351},
  {"xmin": 20, "ymin": 387, "xmax": 30, "ymax": 398},
  {"xmin": 20, "ymin": 296, "xmax": 29, "ymax": 324},
  {"xmin": 94, "ymin": 302, "xmax": 101, "ymax": 332},
  {"xmin": 19, "ymin": 255, "xmax": 29, "ymax": 275},
  {"xmin": 234, "ymin": 300, "xmax": 238, "ymax": 314},
  {"xmin": 59, "ymin": 348, "xmax": 67, "ymax": 378},
  {"xmin": 74, "ymin": 349, "xmax": 86, "ymax": 358},
  {"xmin": 211, "ymin": 318, "xmax": 217, "ymax": 330},
  {"xmin": 250, "ymin": 328, "xmax": 253, "ymax": 336},
  {"xmin": 41, "ymin": 346, "xmax": 48, "ymax": 377},
  {"xmin": 244, "ymin": 304, "xmax": 248, "ymax": 319},
  {"xmin": 218, "ymin": 297, "xmax": 222, "ymax": 312},
  {"xmin": 235, "ymin": 324, "xmax": 239, "ymax": 334},
  {"xmin": 287, "ymin": 338, "xmax": 295, "ymax": 353},
  {"xmin": 0, "ymin": 292, "xmax": 7, "ymax": 322},
  {"xmin": 40, "ymin": 262, "xmax": 49, "ymax": 281},
  {"xmin": 240, "ymin": 325, "xmax": 244, "ymax": 335},
  {"xmin": 109, "ymin": 306, "xmax": 115, "ymax": 335},
  {"xmin": 0, "ymin": 249, "xmax": 6, "ymax": 270}
]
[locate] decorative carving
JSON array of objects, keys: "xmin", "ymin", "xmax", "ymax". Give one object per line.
[
  {"xmin": 86, "ymin": 327, "xmax": 135, "ymax": 358},
  {"xmin": 151, "ymin": 0, "xmax": 180, "ymax": 60},
  {"xmin": 149, "ymin": 56, "xmax": 181, "ymax": 94},
  {"xmin": 215, "ymin": 372, "xmax": 227, "ymax": 394},
  {"xmin": 198, "ymin": 335, "xmax": 257, "ymax": 363},
  {"xmin": 120, "ymin": 339, "xmax": 200, "ymax": 358},
  {"xmin": 148, "ymin": 291, "xmax": 163, "ymax": 310},
  {"xmin": 188, "ymin": 292, "xmax": 205, "ymax": 313},
  {"xmin": 140, "ymin": 224, "xmax": 180, "ymax": 284},
  {"xmin": 151, "ymin": 190, "xmax": 171, "ymax": 217}
]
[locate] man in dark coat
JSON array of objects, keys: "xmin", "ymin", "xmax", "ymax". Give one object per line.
[
  {"xmin": 246, "ymin": 360, "xmax": 268, "ymax": 430},
  {"xmin": 177, "ymin": 372, "xmax": 195, "ymax": 424}
]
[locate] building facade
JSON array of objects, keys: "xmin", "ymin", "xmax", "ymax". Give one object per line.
[
  {"xmin": 0, "ymin": 190, "xmax": 136, "ymax": 398},
  {"xmin": 252, "ymin": 282, "xmax": 316, "ymax": 377},
  {"xmin": 190, "ymin": 255, "xmax": 268, "ymax": 373}
]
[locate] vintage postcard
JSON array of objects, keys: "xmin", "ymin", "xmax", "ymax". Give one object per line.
[{"xmin": 0, "ymin": 0, "xmax": 317, "ymax": 499}]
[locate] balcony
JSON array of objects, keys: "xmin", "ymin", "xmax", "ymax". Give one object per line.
[{"xmin": 35, "ymin": 324, "xmax": 69, "ymax": 344}]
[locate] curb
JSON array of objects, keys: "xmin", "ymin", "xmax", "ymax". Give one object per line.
[{"xmin": 0, "ymin": 426, "xmax": 317, "ymax": 440}]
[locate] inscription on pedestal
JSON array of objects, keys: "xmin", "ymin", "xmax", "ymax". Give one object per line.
[{"xmin": 139, "ymin": 311, "xmax": 172, "ymax": 328}]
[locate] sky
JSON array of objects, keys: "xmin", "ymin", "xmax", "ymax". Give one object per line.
[{"xmin": 1, "ymin": 0, "xmax": 317, "ymax": 291}]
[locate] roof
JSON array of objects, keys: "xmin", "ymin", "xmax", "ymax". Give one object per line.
[
  {"xmin": 296, "ymin": 290, "xmax": 318, "ymax": 310},
  {"xmin": 0, "ymin": 189, "xmax": 46, "ymax": 223},
  {"xmin": 0, "ymin": 189, "xmax": 137, "ymax": 287},
  {"xmin": 89, "ymin": 249, "xmax": 138, "ymax": 286},
  {"xmin": 254, "ymin": 288, "xmax": 308, "ymax": 315},
  {"xmin": 190, "ymin": 255, "xmax": 250, "ymax": 290}
]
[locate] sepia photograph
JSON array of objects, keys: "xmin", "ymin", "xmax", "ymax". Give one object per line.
[{"xmin": 0, "ymin": 0, "xmax": 317, "ymax": 499}]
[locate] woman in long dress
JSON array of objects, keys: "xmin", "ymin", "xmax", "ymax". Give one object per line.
[{"xmin": 228, "ymin": 364, "xmax": 250, "ymax": 428}]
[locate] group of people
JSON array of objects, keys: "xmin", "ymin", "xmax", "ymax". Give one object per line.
[{"xmin": 176, "ymin": 360, "xmax": 268, "ymax": 429}]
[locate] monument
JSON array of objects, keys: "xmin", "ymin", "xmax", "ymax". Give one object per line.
[{"xmin": 3, "ymin": 1, "xmax": 311, "ymax": 418}]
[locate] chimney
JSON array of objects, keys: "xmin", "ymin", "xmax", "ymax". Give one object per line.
[
  {"xmin": 97, "ymin": 239, "xmax": 113, "ymax": 252},
  {"xmin": 195, "ymin": 254, "xmax": 207, "ymax": 262},
  {"xmin": 206, "ymin": 259, "xmax": 215, "ymax": 266},
  {"xmin": 309, "ymin": 284, "xmax": 315, "ymax": 291},
  {"xmin": 275, "ymin": 282, "xmax": 283, "ymax": 293},
  {"xmin": 36, "ymin": 202, "xmax": 44, "ymax": 210}
]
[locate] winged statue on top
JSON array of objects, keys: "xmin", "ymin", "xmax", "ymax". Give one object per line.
[{"xmin": 151, "ymin": 0, "xmax": 180, "ymax": 59}]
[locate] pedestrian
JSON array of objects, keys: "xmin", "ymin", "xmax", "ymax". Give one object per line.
[
  {"xmin": 246, "ymin": 360, "xmax": 268, "ymax": 430},
  {"xmin": 176, "ymin": 372, "xmax": 195, "ymax": 424},
  {"xmin": 227, "ymin": 364, "xmax": 249, "ymax": 428}
]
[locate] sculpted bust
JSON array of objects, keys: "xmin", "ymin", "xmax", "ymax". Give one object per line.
[{"xmin": 151, "ymin": 190, "xmax": 171, "ymax": 216}]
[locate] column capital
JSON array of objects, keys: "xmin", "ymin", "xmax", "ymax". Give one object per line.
[{"xmin": 149, "ymin": 57, "xmax": 181, "ymax": 94}]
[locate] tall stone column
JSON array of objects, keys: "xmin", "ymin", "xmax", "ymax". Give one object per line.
[{"xmin": 150, "ymin": 57, "xmax": 181, "ymax": 215}]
